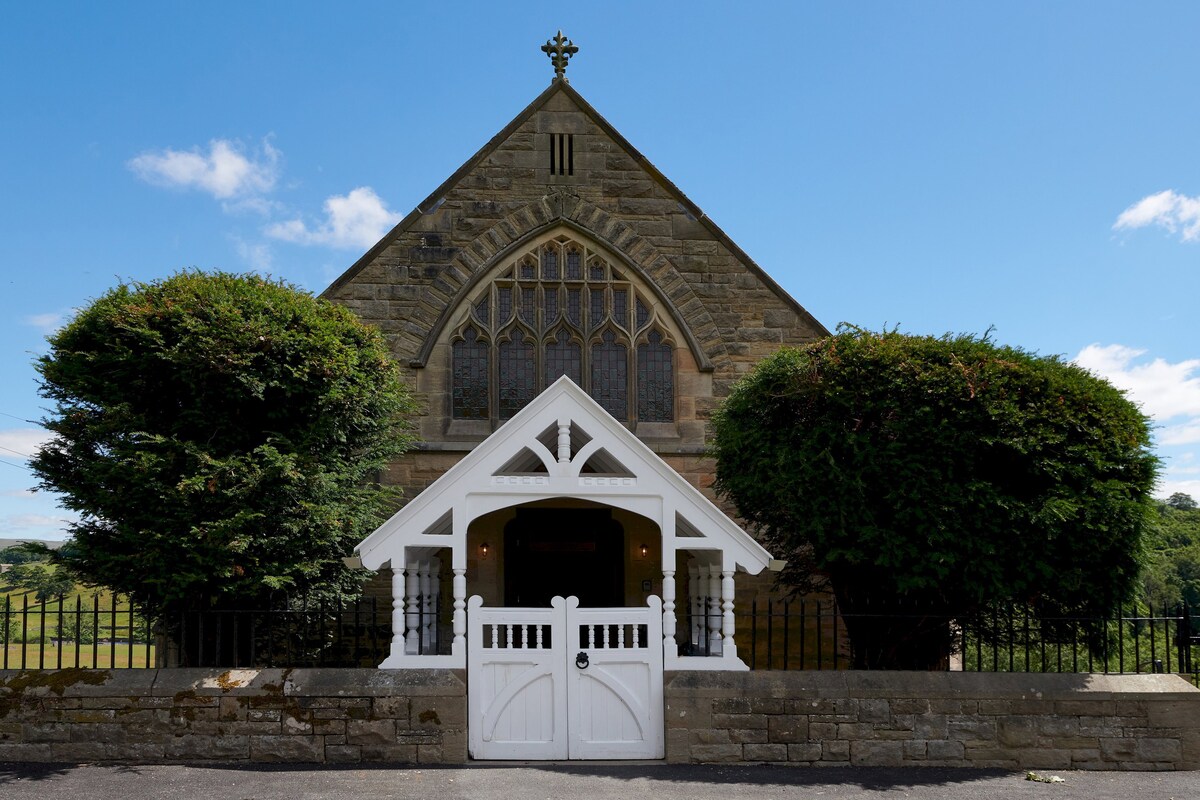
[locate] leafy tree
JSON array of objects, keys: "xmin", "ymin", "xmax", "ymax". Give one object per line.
[
  {"xmin": 1142, "ymin": 498, "xmax": 1200, "ymax": 609},
  {"xmin": 0, "ymin": 543, "xmax": 49, "ymax": 565},
  {"xmin": 712, "ymin": 326, "xmax": 1158, "ymax": 669},
  {"xmin": 31, "ymin": 271, "xmax": 415, "ymax": 626},
  {"xmin": 2, "ymin": 561, "xmax": 74, "ymax": 602},
  {"xmin": 1167, "ymin": 492, "xmax": 1198, "ymax": 511}
]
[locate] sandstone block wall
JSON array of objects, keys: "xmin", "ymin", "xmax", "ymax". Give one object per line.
[
  {"xmin": 665, "ymin": 671, "xmax": 1200, "ymax": 770},
  {"xmin": 324, "ymin": 83, "xmax": 826, "ymax": 451},
  {"xmin": 4, "ymin": 667, "xmax": 1197, "ymax": 769},
  {"xmin": 0, "ymin": 668, "xmax": 465, "ymax": 764}
]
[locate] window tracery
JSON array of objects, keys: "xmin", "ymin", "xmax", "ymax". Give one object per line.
[{"xmin": 449, "ymin": 235, "xmax": 677, "ymax": 425}]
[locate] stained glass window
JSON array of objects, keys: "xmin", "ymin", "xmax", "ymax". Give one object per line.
[
  {"xmin": 541, "ymin": 248, "xmax": 558, "ymax": 280},
  {"xmin": 498, "ymin": 330, "xmax": 535, "ymax": 419},
  {"xmin": 498, "ymin": 287, "xmax": 512, "ymax": 322},
  {"xmin": 591, "ymin": 330, "xmax": 628, "ymax": 419},
  {"xmin": 589, "ymin": 288, "xmax": 605, "ymax": 330},
  {"xmin": 451, "ymin": 327, "xmax": 489, "ymax": 420},
  {"xmin": 451, "ymin": 236, "xmax": 674, "ymax": 424},
  {"xmin": 637, "ymin": 331, "xmax": 673, "ymax": 422},
  {"xmin": 613, "ymin": 289, "xmax": 628, "ymax": 329},
  {"xmin": 545, "ymin": 330, "xmax": 582, "ymax": 385},
  {"xmin": 520, "ymin": 287, "xmax": 535, "ymax": 323},
  {"xmin": 567, "ymin": 288, "xmax": 582, "ymax": 326}
]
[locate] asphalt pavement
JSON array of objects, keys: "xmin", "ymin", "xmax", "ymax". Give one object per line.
[{"xmin": 2, "ymin": 762, "xmax": 1199, "ymax": 800}]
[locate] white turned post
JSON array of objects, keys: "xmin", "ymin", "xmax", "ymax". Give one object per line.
[
  {"xmin": 721, "ymin": 569, "xmax": 736, "ymax": 658},
  {"xmin": 451, "ymin": 567, "xmax": 466, "ymax": 655},
  {"xmin": 557, "ymin": 420, "xmax": 571, "ymax": 462},
  {"xmin": 404, "ymin": 558, "xmax": 421, "ymax": 655},
  {"xmin": 662, "ymin": 569, "xmax": 677, "ymax": 657},
  {"xmin": 707, "ymin": 566, "xmax": 722, "ymax": 656},
  {"xmin": 391, "ymin": 566, "xmax": 406, "ymax": 654},
  {"xmin": 689, "ymin": 563, "xmax": 702, "ymax": 650}
]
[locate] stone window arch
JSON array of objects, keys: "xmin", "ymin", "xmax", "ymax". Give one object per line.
[{"xmin": 448, "ymin": 233, "xmax": 677, "ymax": 424}]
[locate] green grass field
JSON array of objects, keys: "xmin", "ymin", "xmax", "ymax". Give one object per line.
[
  {"xmin": 1, "ymin": 582, "xmax": 155, "ymax": 669},
  {"xmin": 1, "ymin": 641, "xmax": 156, "ymax": 670}
]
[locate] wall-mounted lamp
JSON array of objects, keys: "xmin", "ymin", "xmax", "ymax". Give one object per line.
[
  {"xmin": 479, "ymin": 542, "xmax": 490, "ymax": 559},
  {"xmin": 639, "ymin": 543, "xmax": 649, "ymax": 559}
]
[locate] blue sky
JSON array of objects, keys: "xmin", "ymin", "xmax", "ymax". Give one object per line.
[{"xmin": 2, "ymin": 2, "xmax": 1198, "ymax": 541}]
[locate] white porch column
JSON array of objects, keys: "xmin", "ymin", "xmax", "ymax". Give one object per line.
[
  {"xmin": 404, "ymin": 558, "xmax": 421, "ymax": 655},
  {"xmin": 662, "ymin": 569, "xmax": 677, "ymax": 657},
  {"xmin": 451, "ymin": 567, "xmax": 466, "ymax": 655},
  {"xmin": 721, "ymin": 569, "xmax": 737, "ymax": 658},
  {"xmin": 390, "ymin": 564, "xmax": 405, "ymax": 655},
  {"xmin": 707, "ymin": 566, "xmax": 722, "ymax": 656}
]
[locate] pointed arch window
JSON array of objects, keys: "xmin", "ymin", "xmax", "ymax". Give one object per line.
[
  {"xmin": 450, "ymin": 235, "xmax": 676, "ymax": 424},
  {"xmin": 451, "ymin": 327, "xmax": 489, "ymax": 420},
  {"xmin": 637, "ymin": 331, "xmax": 673, "ymax": 423},
  {"xmin": 591, "ymin": 330, "xmax": 628, "ymax": 419},
  {"xmin": 545, "ymin": 329, "xmax": 582, "ymax": 385},
  {"xmin": 498, "ymin": 329, "xmax": 535, "ymax": 419}
]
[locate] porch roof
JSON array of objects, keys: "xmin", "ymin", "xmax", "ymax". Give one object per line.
[{"xmin": 355, "ymin": 376, "xmax": 772, "ymax": 574}]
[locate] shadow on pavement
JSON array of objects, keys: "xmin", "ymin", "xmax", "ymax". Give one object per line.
[{"xmin": 1, "ymin": 760, "xmax": 1020, "ymax": 790}]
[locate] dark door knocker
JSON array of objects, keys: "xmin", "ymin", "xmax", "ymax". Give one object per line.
[{"xmin": 575, "ymin": 651, "xmax": 590, "ymax": 669}]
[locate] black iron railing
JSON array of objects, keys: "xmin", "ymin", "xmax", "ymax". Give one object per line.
[
  {"xmin": 1, "ymin": 593, "xmax": 154, "ymax": 670},
  {"xmin": 725, "ymin": 599, "xmax": 1197, "ymax": 676},
  {"xmin": 3, "ymin": 591, "xmax": 1197, "ymax": 676}
]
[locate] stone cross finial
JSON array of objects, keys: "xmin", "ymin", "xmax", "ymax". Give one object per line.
[{"xmin": 541, "ymin": 30, "xmax": 578, "ymax": 81}]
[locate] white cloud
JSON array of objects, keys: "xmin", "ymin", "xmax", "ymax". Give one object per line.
[
  {"xmin": 128, "ymin": 138, "xmax": 280, "ymax": 200},
  {"xmin": 5, "ymin": 513, "xmax": 70, "ymax": 527},
  {"xmin": 266, "ymin": 186, "xmax": 401, "ymax": 250},
  {"xmin": 1074, "ymin": 345, "xmax": 1200, "ymax": 495},
  {"xmin": 0, "ymin": 489, "xmax": 35, "ymax": 498},
  {"xmin": 0, "ymin": 513, "xmax": 76, "ymax": 539},
  {"xmin": 1074, "ymin": 344, "xmax": 1200, "ymax": 422},
  {"xmin": 22, "ymin": 310, "xmax": 67, "ymax": 335},
  {"xmin": 1160, "ymin": 478, "xmax": 1200, "ymax": 501},
  {"xmin": 1113, "ymin": 189, "xmax": 1200, "ymax": 241},
  {"xmin": 233, "ymin": 237, "xmax": 274, "ymax": 272},
  {"xmin": 0, "ymin": 429, "xmax": 50, "ymax": 460},
  {"xmin": 1163, "ymin": 422, "xmax": 1200, "ymax": 447}
]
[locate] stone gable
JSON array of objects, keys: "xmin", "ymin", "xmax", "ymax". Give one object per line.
[{"xmin": 324, "ymin": 79, "xmax": 826, "ymax": 489}]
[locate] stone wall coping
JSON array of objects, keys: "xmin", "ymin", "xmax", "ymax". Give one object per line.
[
  {"xmin": 665, "ymin": 670, "xmax": 1199, "ymax": 700},
  {"xmin": 0, "ymin": 668, "xmax": 466, "ymax": 699}
]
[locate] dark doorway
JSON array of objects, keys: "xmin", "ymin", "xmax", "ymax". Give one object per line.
[{"xmin": 503, "ymin": 507, "xmax": 624, "ymax": 607}]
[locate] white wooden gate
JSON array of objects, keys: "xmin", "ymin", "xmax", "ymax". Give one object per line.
[{"xmin": 467, "ymin": 595, "xmax": 664, "ymax": 760}]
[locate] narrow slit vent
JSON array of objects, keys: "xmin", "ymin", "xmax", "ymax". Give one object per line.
[{"xmin": 549, "ymin": 133, "xmax": 574, "ymax": 176}]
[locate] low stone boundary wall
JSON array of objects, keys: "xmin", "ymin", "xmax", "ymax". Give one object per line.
[
  {"xmin": 0, "ymin": 668, "xmax": 465, "ymax": 764},
  {"xmin": 665, "ymin": 671, "xmax": 1200, "ymax": 770},
  {"xmin": 5, "ymin": 668, "xmax": 1198, "ymax": 768}
]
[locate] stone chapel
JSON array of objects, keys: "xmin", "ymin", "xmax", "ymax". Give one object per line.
[{"xmin": 326, "ymin": 35, "xmax": 829, "ymax": 681}]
